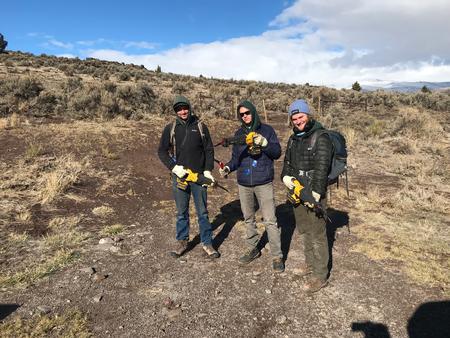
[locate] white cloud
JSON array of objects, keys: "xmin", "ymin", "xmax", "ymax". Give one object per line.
[
  {"xmin": 48, "ymin": 39, "xmax": 73, "ymax": 49},
  {"xmin": 123, "ymin": 41, "xmax": 157, "ymax": 50},
  {"xmin": 84, "ymin": 0, "xmax": 450, "ymax": 87}
]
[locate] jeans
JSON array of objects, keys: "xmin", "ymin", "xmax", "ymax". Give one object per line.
[
  {"xmin": 172, "ymin": 175, "xmax": 213, "ymax": 245},
  {"xmin": 293, "ymin": 200, "xmax": 329, "ymax": 281},
  {"xmin": 238, "ymin": 182, "xmax": 282, "ymax": 259}
]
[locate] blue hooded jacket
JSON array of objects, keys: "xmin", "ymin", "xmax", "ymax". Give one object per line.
[{"xmin": 226, "ymin": 101, "xmax": 281, "ymax": 187}]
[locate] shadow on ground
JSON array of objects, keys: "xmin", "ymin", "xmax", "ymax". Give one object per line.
[{"xmin": 0, "ymin": 304, "xmax": 20, "ymax": 321}]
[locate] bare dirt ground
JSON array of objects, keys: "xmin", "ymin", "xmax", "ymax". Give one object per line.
[{"xmin": 1, "ymin": 112, "xmax": 449, "ymax": 337}]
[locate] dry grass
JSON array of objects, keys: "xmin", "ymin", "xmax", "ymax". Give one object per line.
[
  {"xmin": 24, "ymin": 142, "xmax": 43, "ymax": 161},
  {"xmin": 0, "ymin": 309, "xmax": 91, "ymax": 337},
  {"xmin": 100, "ymin": 223, "xmax": 124, "ymax": 236},
  {"xmin": 349, "ymin": 104, "xmax": 450, "ymax": 293},
  {"xmin": 8, "ymin": 232, "xmax": 29, "ymax": 243},
  {"xmin": 38, "ymin": 155, "xmax": 86, "ymax": 204},
  {"xmin": 0, "ymin": 249, "xmax": 79, "ymax": 288},
  {"xmin": 351, "ymin": 215, "xmax": 450, "ymax": 292},
  {"xmin": 92, "ymin": 205, "xmax": 115, "ymax": 217},
  {"xmin": 43, "ymin": 216, "xmax": 90, "ymax": 250},
  {"xmin": 340, "ymin": 126, "xmax": 358, "ymax": 149}
]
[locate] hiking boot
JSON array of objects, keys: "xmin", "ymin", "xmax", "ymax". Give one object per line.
[
  {"xmin": 202, "ymin": 244, "xmax": 220, "ymax": 259},
  {"xmin": 272, "ymin": 258, "xmax": 285, "ymax": 273},
  {"xmin": 239, "ymin": 247, "xmax": 261, "ymax": 264},
  {"xmin": 302, "ymin": 276, "xmax": 328, "ymax": 294},
  {"xmin": 293, "ymin": 263, "xmax": 312, "ymax": 278},
  {"xmin": 169, "ymin": 239, "xmax": 188, "ymax": 258}
]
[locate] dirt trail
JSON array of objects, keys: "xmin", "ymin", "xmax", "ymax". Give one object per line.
[{"xmin": 1, "ymin": 114, "xmax": 447, "ymax": 338}]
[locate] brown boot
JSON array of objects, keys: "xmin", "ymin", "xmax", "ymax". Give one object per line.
[
  {"xmin": 169, "ymin": 240, "xmax": 188, "ymax": 258},
  {"xmin": 202, "ymin": 244, "xmax": 220, "ymax": 259},
  {"xmin": 302, "ymin": 276, "xmax": 328, "ymax": 294},
  {"xmin": 293, "ymin": 263, "xmax": 312, "ymax": 278}
]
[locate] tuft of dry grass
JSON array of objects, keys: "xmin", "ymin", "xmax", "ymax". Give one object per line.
[
  {"xmin": 92, "ymin": 205, "xmax": 115, "ymax": 217},
  {"xmin": 8, "ymin": 232, "xmax": 29, "ymax": 244},
  {"xmin": 24, "ymin": 142, "xmax": 43, "ymax": 161},
  {"xmin": 0, "ymin": 249, "xmax": 79, "ymax": 288},
  {"xmin": 38, "ymin": 155, "xmax": 86, "ymax": 204},
  {"xmin": 0, "ymin": 309, "xmax": 91, "ymax": 338},
  {"xmin": 100, "ymin": 223, "xmax": 124, "ymax": 236},
  {"xmin": 340, "ymin": 126, "xmax": 358, "ymax": 149},
  {"xmin": 101, "ymin": 145, "xmax": 119, "ymax": 160},
  {"xmin": 43, "ymin": 216, "xmax": 89, "ymax": 250},
  {"xmin": 15, "ymin": 209, "xmax": 32, "ymax": 222}
]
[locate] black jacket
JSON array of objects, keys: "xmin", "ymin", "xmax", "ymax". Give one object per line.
[
  {"xmin": 158, "ymin": 116, "xmax": 214, "ymax": 173},
  {"xmin": 281, "ymin": 120, "xmax": 332, "ymax": 197}
]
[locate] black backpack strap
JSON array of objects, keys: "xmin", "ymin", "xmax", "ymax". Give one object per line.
[
  {"xmin": 309, "ymin": 129, "xmax": 327, "ymax": 153},
  {"xmin": 169, "ymin": 121, "xmax": 177, "ymax": 157},
  {"xmin": 170, "ymin": 119, "xmax": 206, "ymax": 156}
]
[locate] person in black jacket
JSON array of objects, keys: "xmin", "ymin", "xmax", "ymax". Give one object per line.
[
  {"xmin": 158, "ymin": 95, "xmax": 219, "ymax": 259},
  {"xmin": 219, "ymin": 100, "xmax": 284, "ymax": 273},
  {"xmin": 281, "ymin": 99, "xmax": 333, "ymax": 293}
]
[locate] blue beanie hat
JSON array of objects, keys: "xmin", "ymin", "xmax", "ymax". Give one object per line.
[{"xmin": 288, "ymin": 99, "xmax": 310, "ymax": 117}]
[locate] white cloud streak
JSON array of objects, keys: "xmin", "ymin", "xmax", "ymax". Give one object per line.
[{"xmin": 77, "ymin": 1, "xmax": 450, "ymax": 87}]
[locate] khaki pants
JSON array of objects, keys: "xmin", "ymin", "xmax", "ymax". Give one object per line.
[
  {"xmin": 238, "ymin": 182, "xmax": 282, "ymax": 259},
  {"xmin": 293, "ymin": 201, "xmax": 329, "ymax": 280}
]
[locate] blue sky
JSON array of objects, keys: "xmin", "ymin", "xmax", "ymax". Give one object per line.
[
  {"xmin": 2, "ymin": 1, "xmax": 450, "ymax": 87},
  {"xmin": 4, "ymin": 1, "xmax": 288, "ymax": 54}
]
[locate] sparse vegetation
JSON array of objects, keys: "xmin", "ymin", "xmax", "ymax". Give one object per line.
[
  {"xmin": 100, "ymin": 223, "xmax": 124, "ymax": 236},
  {"xmin": 92, "ymin": 205, "xmax": 115, "ymax": 217},
  {"xmin": 0, "ymin": 309, "xmax": 91, "ymax": 337}
]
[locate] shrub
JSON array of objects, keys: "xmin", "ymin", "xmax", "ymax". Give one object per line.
[{"xmin": 14, "ymin": 77, "xmax": 43, "ymax": 100}]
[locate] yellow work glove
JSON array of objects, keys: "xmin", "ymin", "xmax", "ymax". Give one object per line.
[{"xmin": 245, "ymin": 132, "xmax": 256, "ymax": 146}]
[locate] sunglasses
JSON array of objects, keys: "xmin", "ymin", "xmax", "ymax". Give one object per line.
[
  {"xmin": 175, "ymin": 105, "xmax": 189, "ymax": 112},
  {"xmin": 239, "ymin": 111, "xmax": 251, "ymax": 117}
]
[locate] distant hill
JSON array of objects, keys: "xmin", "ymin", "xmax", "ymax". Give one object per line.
[{"xmin": 362, "ymin": 81, "xmax": 450, "ymax": 93}]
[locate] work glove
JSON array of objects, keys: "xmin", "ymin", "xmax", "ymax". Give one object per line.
[
  {"xmin": 312, "ymin": 191, "xmax": 321, "ymax": 203},
  {"xmin": 219, "ymin": 166, "xmax": 230, "ymax": 178},
  {"xmin": 253, "ymin": 133, "xmax": 268, "ymax": 147},
  {"xmin": 282, "ymin": 175, "xmax": 296, "ymax": 190},
  {"xmin": 304, "ymin": 201, "xmax": 314, "ymax": 208},
  {"xmin": 172, "ymin": 165, "xmax": 187, "ymax": 179},
  {"xmin": 203, "ymin": 170, "xmax": 216, "ymax": 186}
]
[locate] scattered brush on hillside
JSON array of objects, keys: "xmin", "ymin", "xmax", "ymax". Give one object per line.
[{"xmin": 1, "ymin": 51, "xmax": 449, "ymax": 123}]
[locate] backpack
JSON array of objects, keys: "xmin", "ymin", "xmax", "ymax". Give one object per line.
[
  {"xmin": 169, "ymin": 120, "xmax": 205, "ymax": 159},
  {"xmin": 287, "ymin": 128, "xmax": 349, "ymax": 196},
  {"xmin": 309, "ymin": 129, "xmax": 348, "ymax": 185}
]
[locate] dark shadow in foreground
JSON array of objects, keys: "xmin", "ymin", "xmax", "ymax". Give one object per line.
[
  {"xmin": 276, "ymin": 202, "xmax": 296, "ymax": 261},
  {"xmin": 326, "ymin": 207, "xmax": 349, "ymax": 275},
  {"xmin": 407, "ymin": 301, "xmax": 450, "ymax": 338},
  {"xmin": 0, "ymin": 304, "xmax": 20, "ymax": 321},
  {"xmin": 183, "ymin": 200, "xmax": 243, "ymax": 254},
  {"xmin": 211, "ymin": 199, "xmax": 243, "ymax": 249},
  {"xmin": 351, "ymin": 321, "xmax": 391, "ymax": 338}
]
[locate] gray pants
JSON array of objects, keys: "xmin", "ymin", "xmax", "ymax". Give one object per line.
[
  {"xmin": 293, "ymin": 201, "xmax": 329, "ymax": 281},
  {"xmin": 238, "ymin": 182, "xmax": 282, "ymax": 259}
]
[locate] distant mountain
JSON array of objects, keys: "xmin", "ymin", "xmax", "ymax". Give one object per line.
[{"xmin": 361, "ymin": 81, "xmax": 450, "ymax": 93}]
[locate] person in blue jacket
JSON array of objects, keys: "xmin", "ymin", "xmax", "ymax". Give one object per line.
[{"xmin": 219, "ymin": 100, "xmax": 284, "ymax": 272}]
